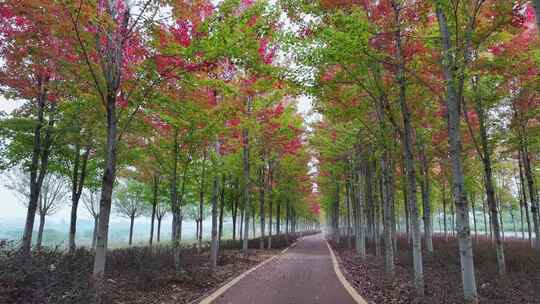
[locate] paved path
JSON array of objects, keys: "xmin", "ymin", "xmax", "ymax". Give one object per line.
[{"xmin": 212, "ymin": 234, "xmax": 357, "ymax": 304}]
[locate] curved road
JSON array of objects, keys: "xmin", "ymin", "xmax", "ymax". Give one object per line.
[{"xmin": 211, "ymin": 234, "xmax": 357, "ymax": 304}]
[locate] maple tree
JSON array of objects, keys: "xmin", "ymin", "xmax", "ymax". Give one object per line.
[
  {"xmin": 0, "ymin": 1, "xmax": 73, "ymax": 255},
  {"xmin": 2, "ymin": 0, "xmax": 540, "ymax": 303},
  {"xmin": 285, "ymin": 0, "xmax": 540, "ymax": 302}
]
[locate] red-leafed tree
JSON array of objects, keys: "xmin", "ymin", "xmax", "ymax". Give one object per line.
[
  {"xmin": 0, "ymin": 2, "xmax": 71, "ymax": 255},
  {"xmin": 49, "ymin": 0, "xmax": 158, "ymax": 295}
]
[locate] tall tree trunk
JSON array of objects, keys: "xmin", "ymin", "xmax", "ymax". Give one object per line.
[
  {"xmin": 394, "ymin": 8, "xmax": 424, "ymax": 294},
  {"xmin": 451, "ymin": 202, "xmax": 455, "ymax": 237},
  {"xmin": 510, "ymin": 210, "xmax": 517, "ymax": 239},
  {"xmin": 482, "ymin": 197, "xmax": 488, "ymax": 238},
  {"xmin": 471, "ymin": 196, "xmax": 478, "ymax": 242},
  {"xmin": 365, "ymin": 168, "xmax": 374, "ymax": 243},
  {"xmin": 498, "ymin": 199, "xmax": 505, "ymax": 241},
  {"xmin": 419, "ymin": 142, "xmax": 433, "ymax": 253},
  {"xmin": 436, "ymin": 5, "xmax": 478, "ymax": 301},
  {"xmin": 233, "ymin": 181, "xmax": 238, "ymax": 241},
  {"xmin": 259, "ymin": 165, "xmax": 265, "ymax": 249},
  {"xmin": 520, "ymin": 201, "xmax": 525, "ymax": 240},
  {"xmin": 93, "ymin": 92, "xmax": 119, "ymax": 283},
  {"xmin": 157, "ymin": 217, "xmax": 162, "ymax": 243},
  {"xmin": 285, "ymin": 199, "xmax": 290, "ymax": 242},
  {"xmin": 69, "ymin": 145, "xmax": 91, "ymax": 252},
  {"xmin": 442, "ymin": 179, "xmax": 448, "ymax": 239},
  {"xmin": 333, "ymin": 183, "xmax": 341, "ymax": 244},
  {"xmin": 83, "ymin": 8, "xmax": 128, "ymax": 301},
  {"xmin": 345, "ymin": 181, "xmax": 352, "ymax": 249},
  {"xmin": 198, "ymin": 153, "xmax": 206, "ymax": 252},
  {"xmin": 268, "ymin": 199, "xmax": 273, "ymax": 249},
  {"xmin": 365, "ymin": 158, "xmax": 375, "ymax": 248},
  {"xmin": 170, "ymin": 128, "xmax": 182, "ymax": 273},
  {"xmin": 149, "ymin": 175, "xmax": 159, "ymax": 246},
  {"xmin": 240, "ymin": 203, "xmax": 244, "ymax": 242},
  {"xmin": 36, "ymin": 213, "xmax": 46, "ymax": 249},
  {"xmin": 486, "ymin": 200, "xmax": 492, "ymax": 240},
  {"xmin": 242, "ymin": 97, "xmax": 252, "ymax": 256},
  {"xmin": 172, "ymin": 216, "xmax": 177, "ymax": 242},
  {"xmin": 472, "ymin": 81, "xmax": 506, "ymax": 274},
  {"xmin": 520, "ymin": 141, "xmax": 540, "ymax": 250},
  {"xmin": 22, "ymin": 89, "xmax": 54, "ymax": 255},
  {"xmin": 178, "ymin": 212, "xmax": 183, "ymax": 243},
  {"xmin": 355, "ymin": 161, "xmax": 366, "ymax": 258},
  {"xmin": 292, "ymin": 209, "xmax": 296, "ymax": 233},
  {"xmin": 92, "ymin": 216, "xmax": 98, "ymax": 250},
  {"xmin": 351, "ymin": 170, "xmax": 359, "ymax": 253},
  {"xmin": 374, "ymin": 186, "xmax": 381, "ymax": 257},
  {"xmin": 196, "ymin": 220, "xmax": 200, "ymax": 240},
  {"xmin": 128, "ymin": 215, "xmax": 134, "ymax": 246},
  {"xmin": 437, "ymin": 212, "xmax": 441, "ymax": 235},
  {"xmin": 401, "ymin": 161, "xmax": 410, "ymax": 241},
  {"xmin": 516, "ymin": 172, "xmax": 525, "ymax": 240},
  {"xmin": 351, "ymin": 175, "xmax": 358, "ymax": 244},
  {"xmin": 518, "ymin": 153, "xmax": 532, "ymax": 244},
  {"xmin": 252, "ymin": 205, "xmax": 256, "ymax": 238},
  {"xmin": 267, "ymin": 166, "xmax": 273, "ymax": 250},
  {"xmin": 389, "ymin": 157, "xmax": 397, "ymax": 253},
  {"xmin": 210, "ymin": 169, "xmax": 220, "ymax": 270},
  {"xmin": 218, "ymin": 175, "xmax": 225, "ymax": 246},
  {"xmin": 276, "ymin": 200, "xmax": 281, "ymax": 234},
  {"xmin": 381, "ymin": 154, "xmax": 395, "ymax": 274},
  {"xmin": 232, "ymin": 202, "xmax": 237, "ymax": 241}
]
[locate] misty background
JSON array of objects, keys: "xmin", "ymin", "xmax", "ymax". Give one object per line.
[{"xmin": 0, "ymin": 95, "xmax": 315, "ymax": 248}]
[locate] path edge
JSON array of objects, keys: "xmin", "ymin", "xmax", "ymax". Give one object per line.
[
  {"xmin": 194, "ymin": 237, "xmax": 302, "ymax": 304},
  {"xmin": 325, "ymin": 239, "xmax": 369, "ymax": 304}
]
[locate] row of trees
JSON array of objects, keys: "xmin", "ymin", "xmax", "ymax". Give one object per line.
[
  {"xmin": 4, "ymin": 0, "xmax": 539, "ymax": 303},
  {"xmin": 282, "ymin": 0, "xmax": 540, "ymax": 303},
  {"xmin": 0, "ymin": 1, "xmax": 319, "ymax": 302},
  {"xmin": 5, "ymin": 166, "xmax": 312, "ymax": 249}
]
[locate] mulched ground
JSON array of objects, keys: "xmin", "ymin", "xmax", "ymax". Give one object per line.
[
  {"xmin": 108, "ymin": 249, "xmax": 279, "ymax": 304},
  {"xmin": 1, "ymin": 233, "xmax": 310, "ymax": 304},
  {"xmin": 333, "ymin": 235, "xmax": 540, "ymax": 304}
]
